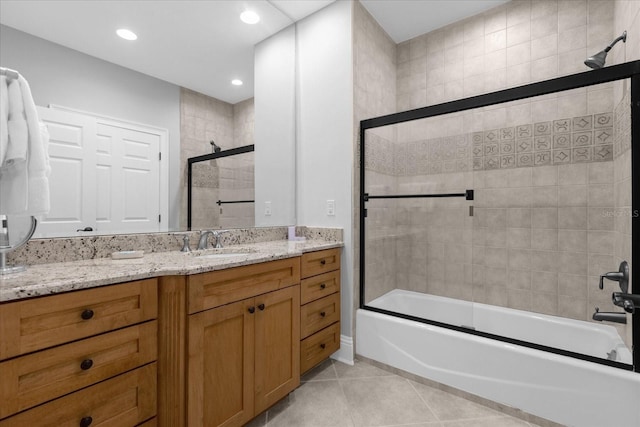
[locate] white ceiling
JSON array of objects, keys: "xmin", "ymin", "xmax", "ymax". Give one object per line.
[
  {"xmin": 0, "ymin": 0, "xmax": 508, "ymax": 104},
  {"xmin": 361, "ymin": 0, "xmax": 510, "ymax": 43}
]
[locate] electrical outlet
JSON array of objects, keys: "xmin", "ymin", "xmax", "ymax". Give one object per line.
[
  {"xmin": 264, "ymin": 201, "xmax": 272, "ymax": 216},
  {"xmin": 326, "ymin": 200, "xmax": 335, "ymax": 216}
]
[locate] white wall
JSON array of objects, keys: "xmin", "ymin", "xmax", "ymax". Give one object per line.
[
  {"xmin": 0, "ymin": 25, "xmax": 181, "ymax": 231},
  {"xmin": 254, "ymin": 25, "xmax": 297, "ymax": 226},
  {"xmin": 296, "ymin": 1, "xmax": 354, "ymax": 342}
]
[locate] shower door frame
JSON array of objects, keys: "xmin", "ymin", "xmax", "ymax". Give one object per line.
[{"xmin": 359, "ymin": 60, "xmax": 640, "ymax": 372}]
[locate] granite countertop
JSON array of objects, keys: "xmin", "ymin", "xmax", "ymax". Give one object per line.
[{"xmin": 0, "ymin": 239, "xmax": 343, "ymax": 302}]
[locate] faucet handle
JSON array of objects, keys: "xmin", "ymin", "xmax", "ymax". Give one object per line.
[
  {"xmin": 212, "ymin": 230, "xmax": 230, "ymax": 248},
  {"xmin": 179, "ymin": 234, "xmax": 191, "ymax": 252},
  {"xmin": 599, "ymin": 261, "xmax": 629, "ymax": 292}
]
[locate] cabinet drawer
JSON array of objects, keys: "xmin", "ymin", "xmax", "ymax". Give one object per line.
[
  {"xmin": 300, "ymin": 323, "xmax": 340, "ymax": 374},
  {"xmin": 0, "ymin": 279, "xmax": 158, "ymax": 360},
  {"xmin": 300, "ymin": 248, "xmax": 340, "ymax": 278},
  {"xmin": 188, "ymin": 258, "xmax": 300, "ymax": 313},
  {"xmin": 0, "ymin": 321, "xmax": 157, "ymax": 418},
  {"xmin": 300, "ymin": 270, "xmax": 340, "ymax": 305},
  {"xmin": 300, "ymin": 293, "xmax": 340, "ymax": 339},
  {"xmin": 0, "ymin": 362, "xmax": 157, "ymax": 426}
]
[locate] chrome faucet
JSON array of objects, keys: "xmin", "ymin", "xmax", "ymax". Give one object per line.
[
  {"xmin": 197, "ymin": 230, "xmax": 215, "ymax": 250},
  {"xmin": 212, "ymin": 230, "xmax": 229, "ymax": 248},
  {"xmin": 599, "ymin": 261, "xmax": 629, "ymax": 293},
  {"xmin": 197, "ymin": 229, "xmax": 230, "ymax": 249}
]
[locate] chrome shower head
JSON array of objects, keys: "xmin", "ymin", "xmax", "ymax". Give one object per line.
[{"xmin": 585, "ymin": 31, "xmax": 627, "ymax": 69}]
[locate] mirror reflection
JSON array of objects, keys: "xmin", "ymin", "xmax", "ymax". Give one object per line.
[
  {"xmin": 188, "ymin": 146, "xmax": 255, "ymax": 230},
  {"xmin": 0, "ymin": 7, "xmax": 296, "ymax": 237}
]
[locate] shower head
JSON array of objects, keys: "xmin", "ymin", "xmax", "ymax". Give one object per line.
[
  {"xmin": 584, "ymin": 31, "xmax": 627, "ymax": 69},
  {"xmin": 210, "ymin": 140, "xmax": 221, "ymax": 153}
]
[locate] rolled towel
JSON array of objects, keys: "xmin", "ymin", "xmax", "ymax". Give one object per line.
[
  {"xmin": 0, "ymin": 76, "xmax": 8, "ymax": 166},
  {"xmin": 4, "ymin": 78, "xmax": 28, "ymax": 168},
  {"xmin": 19, "ymin": 74, "xmax": 50, "ymax": 215}
]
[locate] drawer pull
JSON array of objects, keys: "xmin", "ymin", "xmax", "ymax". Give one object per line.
[
  {"xmin": 80, "ymin": 416, "xmax": 93, "ymax": 427},
  {"xmin": 248, "ymin": 306, "xmax": 255, "ymax": 314},
  {"xmin": 258, "ymin": 303, "xmax": 265, "ymax": 311},
  {"xmin": 320, "ymin": 311, "xmax": 326, "ymax": 317},
  {"xmin": 320, "ymin": 343, "xmax": 326, "ymax": 349},
  {"xmin": 80, "ymin": 359, "xmax": 94, "ymax": 370},
  {"xmin": 320, "ymin": 283, "xmax": 326, "ymax": 289},
  {"xmin": 320, "ymin": 259, "xmax": 326, "ymax": 265},
  {"xmin": 80, "ymin": 309, "xmax": 94, "ymax": 320}
]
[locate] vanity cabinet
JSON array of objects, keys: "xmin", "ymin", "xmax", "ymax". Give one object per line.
[
  {"xmin": 299, "ymin": 248, "xmax": 341, "ymax": 374},
  {"xmin": 159, "ymin": 257, "xmax": 301, "ymax": 427},
  {"xmin": 0, "ymin": 279, "xmax": 158, "ymax": 426}
]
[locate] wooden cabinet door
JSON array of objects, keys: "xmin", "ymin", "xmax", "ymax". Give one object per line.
[
  {"xmin": 254, "ymin": 286, "xmax": 300, "ymax": 414},
  {"xmin": 188, "ymin": 299, "xmax": 255, "ymax": 427}
]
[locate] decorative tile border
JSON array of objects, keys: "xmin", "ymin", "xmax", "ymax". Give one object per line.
[
  {"xmin": 614, "ymin": 90, "xmax": 631, "ymax": 158},
  {"xmin": 364, "ymin": 112, "xmax": 616, "ymax": 176}
]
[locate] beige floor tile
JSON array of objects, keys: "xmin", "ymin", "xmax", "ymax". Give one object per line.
[
  {"xmin": 340, "ymin": 376, "xmax": 438, "ymax": 427},
  {"xmin": 409, "ymin": 380, "xmax": 501, "ymax": 421},
  {"xmin": 333, "ymin": 359, "xmax": 394, "ymax": 379},
  {"xmin": 441, "ymin": 416, "xmax": 532, "ymax": 426},
  {"xmin": 266, "ymin": 380, "xmax": 354, "ymax": 427},
  {"xmin": 301, "ymin": 359, "xmax": 338, "ymax": 382}
]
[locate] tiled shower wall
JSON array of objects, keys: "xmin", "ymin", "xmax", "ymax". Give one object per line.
[
  {"xmin": 360, "ymin": 0, "xmax": 638, "ymax": 344},
  {"xmin": 179, "ymin": 88, "xmax": 254, "ymax": 230},
  {"xmin": 611, "ymin": 0, "xmax": 639, "ymax": 347},
  {"xmin": 353, "ymin": 1, "xmax": 398, "ymax": 312}
]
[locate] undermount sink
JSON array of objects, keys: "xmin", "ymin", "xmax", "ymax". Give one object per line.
[
  {"xmin": 196, "ymin": 253, "xmax": 250, "ymax": 259},
  {"xmin": 189, "ymin": 248, "xmax": 257, "ymax": 259}
]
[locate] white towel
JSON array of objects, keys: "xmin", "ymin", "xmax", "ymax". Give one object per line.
[
  {"xmin": 0, "ymin": 77, "xmax": 28, "ymax": 214},
  {"xmin": 0, "ymin": 73, "xmax": 50, "ymax": 215},
  {"xmin": 20, "ymin": 75, "xmax": 50, "ymax": 215},
  {"xmin": 4, "ymin": 77, "xmax": 28, "ymax": 167},
  {"xmin": 0, "ymin": 76, "xmax": 8, "ymax": 166}
]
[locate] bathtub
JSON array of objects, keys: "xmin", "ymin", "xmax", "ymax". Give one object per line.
[{"xmin": 356, "ymin": 289, "xmax": 640, "ymax": 427}]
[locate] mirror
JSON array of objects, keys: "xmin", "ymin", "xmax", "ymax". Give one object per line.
[
  {"xmin": 0, "ymin": 18, "xmax": 296, "ymax": 236},
  {"xmin": 188, "ymin": 145, "xmax": 255, "ymax": 230}
]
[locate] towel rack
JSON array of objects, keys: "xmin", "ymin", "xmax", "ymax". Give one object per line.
[{"xmin": 0, "ymin": 67, "xmax": 20, "ymax": 81}]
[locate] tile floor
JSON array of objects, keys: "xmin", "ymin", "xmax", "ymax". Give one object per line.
[{"xmin": 246, "ymin": 359, "xmax": 544, "ymax": 427}]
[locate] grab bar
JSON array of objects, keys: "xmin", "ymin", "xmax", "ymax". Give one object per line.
[
  {"xmin": 364, "ymin": 189, "xmax": 474, "ymax": 201},
  {"xmin": 216, "ymin": 200, "xmax": 255, "ymax": 206}
]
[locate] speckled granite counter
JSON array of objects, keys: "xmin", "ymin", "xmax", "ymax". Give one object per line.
[{"xmin": 0, "ymin": 239, "xmax": 342, "ymax": 302}]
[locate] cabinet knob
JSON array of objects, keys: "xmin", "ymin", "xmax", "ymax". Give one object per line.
[
  {"xmin": 320, "ymin": 259, "xmax": 326, "ymax": 265},
  {"xmin": 320, "ymin": 283, "xmax": 326, "ymax": 289},
  {"xmin": 81, "ymin": 309, "xmax": 94, "ymax": 320},
  {"xmin": 79, "ymin": 416, "xmax": 93, "ymax": 427},
  {"xmin": 320, "ymin": 311, "xmax": 326, "ymax": 318},
  {"xmin": 248, "ymin": 306, "xmax": 255, "ymax": 314},
  {"xmin": 258, "ymin": 303, "xmax": 265, "ymax": 311},
  {"xmin": 320, "ymin": 343, "xmax": 326, "ymax": 349},
  {"xmin": 80, "ymin": 359, "xmax": 94, "ymax": 371}
]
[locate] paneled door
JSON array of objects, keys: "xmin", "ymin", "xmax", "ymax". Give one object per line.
[
  {"xmin": 35, "ymin": 107, "xmax": 165, "ymax": 237},
  {"xmin": 36, "ymin": 107, "xmax": 97, "ymax": 237},
  {"xmin": 95, "ymin": 122, "xmax": 161, "ymax": 233}
]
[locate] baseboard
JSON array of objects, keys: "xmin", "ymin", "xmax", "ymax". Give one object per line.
[{"xmin": 330, "ymin": 335, "xmax": 354, "ymax": 365}]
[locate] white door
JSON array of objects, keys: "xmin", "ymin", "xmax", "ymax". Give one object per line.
[
  {"xmin": 95, "ymin": 121, "xmax": 161, "ymax": 233},
  {"xmin": 36, "ymin": 107, "xmax": 97, "ymax": 237},
  {"xmin": 35, "ymin": 107, "xmax": 164, "ymax": 238}
]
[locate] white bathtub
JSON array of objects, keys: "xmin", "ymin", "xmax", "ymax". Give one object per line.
[{"xmin": 357, "ymin": 289, "xmax": 640, "ymax": 427}]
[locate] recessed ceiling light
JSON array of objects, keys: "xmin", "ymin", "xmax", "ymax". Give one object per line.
[
  {"xmin": 116, "ymin": 28, "xmax": 138, "ymax": 41},
  {"xmin": 240, "ymin": 10, "xmax": 260, "ymax": 24},
  {"xmin": 231, "ymin": 79, "xmax": 243, "ymax": 86}
]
